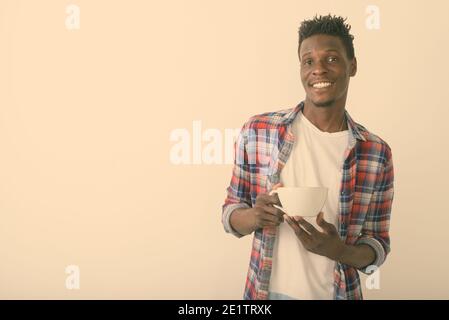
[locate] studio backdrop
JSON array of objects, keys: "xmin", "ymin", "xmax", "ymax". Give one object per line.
[{"xmin": 0, "ymin": 0, "xmax": 448, "ymax": 299}]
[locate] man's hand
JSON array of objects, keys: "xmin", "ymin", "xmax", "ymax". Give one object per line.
[
  {"xmin": 229, "ymin": 183, "xmax": 285, "ymax": 236},
  {"xmin": 285, "ymin": 212, "xmax": 345, "ymax": 261},
  {"xmin": 249, "ymin": 183, "xmax": 285, "ymax": 230}
]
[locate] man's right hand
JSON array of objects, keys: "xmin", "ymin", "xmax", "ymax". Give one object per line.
[
  {"xmin": 249, "ymin": 191, "xmax": 285, "ymax": 230},
  {"xmin": 229, "ymin": 183, "xmax": 285, "ymax": 236}
]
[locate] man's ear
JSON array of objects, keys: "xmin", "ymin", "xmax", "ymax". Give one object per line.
[{"xmin": 350, "ymin": 57, "xmax": 357, "ymax": 77}]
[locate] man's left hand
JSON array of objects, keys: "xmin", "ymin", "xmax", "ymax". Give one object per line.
[{"xmin": 284, "ymin": 212, "xmax": 345, "ymax": 261}]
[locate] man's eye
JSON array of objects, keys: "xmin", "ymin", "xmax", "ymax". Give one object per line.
[
  {"xmin": 328, "ymin": 56, "xmax": 337, "ymax": 62},
  {"xmin": 304, "ymin": 59, "xmax": 312, "ymax": 66}
]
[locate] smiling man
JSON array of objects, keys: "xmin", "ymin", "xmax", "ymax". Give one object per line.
[{"xmin": 221, "ymin": 14, "xmax": 394, "ymax": 300}]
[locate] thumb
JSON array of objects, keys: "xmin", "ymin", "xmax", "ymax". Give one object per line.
[
  {"xmin": 272, "ymin": 183, "xmax": 283, "ymax": 191},
  {"xmin": 316, "ymin": 212, "xmax": 325, "ymax": 225},
  {"xmin": 317, "ymin": 212, "xmax": 336, "ymax": 234}
]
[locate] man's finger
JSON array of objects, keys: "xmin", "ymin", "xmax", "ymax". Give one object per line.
[
  {"xmin": 260, "ymin": 218, "xmax": 282, "ymax": 226},
  {"xmin": 270, "ymin": 183, "xmax": 284, "ymax": 206},
  {"xmin": 285, "ymin": 215, "xmax": 301, "ymax": 233},
  {"xmin": 316, "ymin": 212, "xmax": 337, "ymax": 235},
  {"xmin": 257, "ymin": 193, "xmax": 282, "ymax": 206},
  {"xmin": 260, "ymin": 212, "xmax": 283, "ymax": 224},
  {"xmin": 295, "ymin": 216, "xmax": 318, "ymax": 236},
  {"xmin": 285, "ymin": 216, "xmax": 311, "ymax": 242},
  {"xmin": 263, "ymin": 205, "xmax": 284, "ymax": 219},
  {"xmin": 268, "ymin": 193, "xmax": 282, "ymax": 206},
  {"xmin": 272, "ymin": 183, "xmax": 283, "ymax": 190}
]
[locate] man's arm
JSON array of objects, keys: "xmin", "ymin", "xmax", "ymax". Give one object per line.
[
  {"xmin": 222, "ymin": 121, "xmax": 285, "ymax": 237},
  {"xmin": 221, "ymin": 123, "xmax": 253, "ymax": 238},
  {"xmin": 335, "ymin": 243, "xmax": 376, "ymax": 270},
  {"xmin": 354, "ymin": 149, "xmax": 394, "ymax": 273},
  {"xmin": 229, "ymin": 208, "xmax": 255, "ymax": 236}
]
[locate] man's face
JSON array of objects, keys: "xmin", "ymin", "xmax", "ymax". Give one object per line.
[{"xmin": 299, "ymin": 34, "xmax": 357, "ymax": 107}]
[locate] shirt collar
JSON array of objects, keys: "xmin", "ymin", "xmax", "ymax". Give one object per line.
[{"xmin": 283, "ymin": 101, "xmax": 367, "ymax": 142}]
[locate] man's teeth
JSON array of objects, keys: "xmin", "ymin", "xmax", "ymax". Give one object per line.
[{"xmin": 312, "ymin": 82, "xmax": 332, "ymax": 88}]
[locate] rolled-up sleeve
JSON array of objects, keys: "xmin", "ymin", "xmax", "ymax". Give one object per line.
[
  {"xmin": 221, "ymin": 123, "xmax": 252, "ymax": 238},
  {"xmin": 356, "ymin": 147, "xmax": 394, "ymax": 274}
]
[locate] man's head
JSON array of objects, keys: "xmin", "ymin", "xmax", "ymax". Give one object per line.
[{"xmin": 298, "ymin": 14, "xmax": 357, "ymax": 108}]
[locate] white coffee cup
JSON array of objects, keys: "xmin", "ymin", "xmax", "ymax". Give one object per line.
[{"xmin": 269, "ymin": 186, "xmax": 328, "ymax": 217}]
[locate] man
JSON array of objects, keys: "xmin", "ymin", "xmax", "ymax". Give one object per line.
[{"xmin": 221, "ymin": 14, "xmax": 394, "ymax": 300}]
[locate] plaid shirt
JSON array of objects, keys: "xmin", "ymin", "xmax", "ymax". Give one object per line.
[{"xmin": 222, "ymin": 101, "xmax": 394, "ymax": 300}]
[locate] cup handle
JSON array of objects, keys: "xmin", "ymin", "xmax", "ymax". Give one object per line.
[
  {"xmin": 273, "ymin": 204, "xmax": 284, "ymax": 212},
  {"xmin": 269, "ymin": 191, "xmax": 289, "ymax": 217}
]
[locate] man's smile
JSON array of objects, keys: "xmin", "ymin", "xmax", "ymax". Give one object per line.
[
  {"xmin": 311, "ymin": 81, "xmax": 334, "ymax": 89},
  {"xmin": 309, "ymin": 81, "xmax": 335, "ymax": 92}
]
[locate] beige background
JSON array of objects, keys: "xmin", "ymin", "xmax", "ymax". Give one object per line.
[{"xmin": 0, "ymin": 0, "xmax": 448, "ymax": 299}]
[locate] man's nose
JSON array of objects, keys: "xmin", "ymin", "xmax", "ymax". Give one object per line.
[{"xmin": 312, "ymin": 60, "xmax": 328, "ymax": 75}]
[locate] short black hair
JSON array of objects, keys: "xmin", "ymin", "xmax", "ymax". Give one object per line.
[{"xmin": 298, "ymin": 14, "xmax": 355, "ymax": 60}]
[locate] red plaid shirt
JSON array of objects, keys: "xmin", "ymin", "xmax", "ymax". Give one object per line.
[{"xmin": 222, "ymin": 101, "xmax": 394, "ymax": 300}]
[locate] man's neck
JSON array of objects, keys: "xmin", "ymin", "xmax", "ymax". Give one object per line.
[{"xmin": 302, "ymin": 100, "xmax": 347, "ymax": 133}]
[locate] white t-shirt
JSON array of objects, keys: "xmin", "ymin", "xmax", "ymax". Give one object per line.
[{"xmin": 268, "ymin": 110, "xmax": 351, "ymax": 300}]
